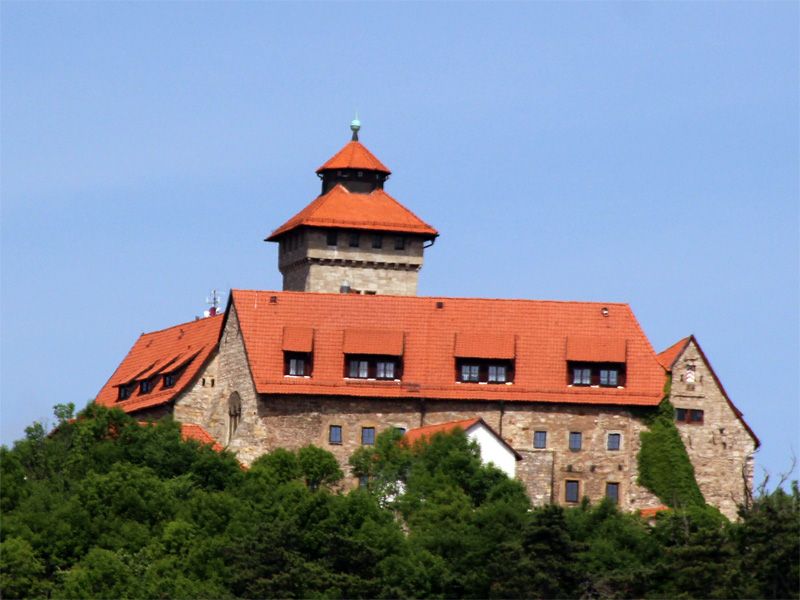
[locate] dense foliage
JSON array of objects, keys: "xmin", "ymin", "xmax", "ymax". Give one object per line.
[{"xmin": 1, "ymin": 404, "xmax": 797, "ymax": 599}]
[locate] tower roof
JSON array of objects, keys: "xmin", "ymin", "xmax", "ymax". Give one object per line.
[
  {"xmin": 316, "ymin": 140, "xmax": 391, "ymax": 174},
  {"xmin": 266, "ymin": 184, "xmax": 438, "ymax": 240}
]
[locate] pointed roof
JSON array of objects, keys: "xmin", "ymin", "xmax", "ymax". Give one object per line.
[
  {"xmin": 266, "ymin": 184, "xmax": 438, "ymax": 240},
  {"xmin": 657, "ymin": 336, "xmax": 691, "ymax": 370},
  {"xmin": 403, "ymin": 417, "xmax": 523, "ymax": 460},
  {"xmin": 95, "ymin": 314, "xmax": 223, "ymax": 413},
  {"xmin": 316, "ymin": 140, "xmax": 391, "ymax": 174}
]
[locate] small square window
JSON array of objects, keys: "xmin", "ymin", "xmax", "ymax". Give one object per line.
[
  {"xmin": 675, "ymin": 408, "xmax": 688, "ymax": 422},
  {"xmin": 361, "ymin": 427, "xmax": 375, "ymax": 446},
  {"xmin": 600, "ymin": 369, "xmax": 618, "ymax": 387},
  {"xmin": 690, "ymin": 409, "xmax": 704, "ymax": 423},
  {"xmin": 348, "ymin": 360, "xmax": 369, "ymax": 379},
  {"xmin": 606, "ymin": 482, "xmax": 620, "ymax": 504},
  {"xmin": 566, "ymin": 480, "xmax": 580, "ymax": 503},
  {"xmin": 394, "ymin": 237, "xmax": 406, "ymax": 250},
  {"xmin": 376, "ymin": 361, "xmax": 395, "ymax": 380},
  {"xmin": 372, "ymin": 235, "xmax": 383, "ymax": 249},
  {"xmin": 572, "ymin": 368, "xmax": 591, "ymax": 386},
  {"xmin": 569, "ymin": 432, "xmax": 582, "ymax": 451},
  {"xmin": 329, "ymin": 425, "xmax": 342, "ymax": 445},
  {"xmin": 140, "ymin": 380, "xmax": 153, "ymax": 394},
  {"xmin": 488, "ymin": 365, "xmax": 507, "ymax": 383},
  {"xmin": 460, "ymin": 364, "xmax": 480, "ymax": 382},
  {"xmin": 326, "ymin": 230, "xmax": 338, "ymax": 246},
  {"xmin": 607, "ymin": 433, "xmax": 621, "ymax": 451},
  {"xmin": 118, "ymin": 385, "xmax": 131, "ymax": 400},
  {"xmin": 533, "ymin": 431, "xmax": 547, "ymax": 449},
  {"xmin": 349, "ymin": 232, "xmax": 360, "ymax": 248},
  {"xmin": 163, "ymin": 373, "xmax": 176, "ymax": 388}
]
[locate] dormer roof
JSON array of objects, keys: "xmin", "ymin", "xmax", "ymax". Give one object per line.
[
  {"xmin": 266, "ymin": 184, "xmax": 438, "ymax": 241},
  {"xmin": 316, "ymin": 140, "xmax": 391, "ymax": 174}
]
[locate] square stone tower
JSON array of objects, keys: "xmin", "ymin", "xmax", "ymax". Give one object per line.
[{"xmin": 265, "ymin": 121, "xmax": 438, "ymax": 296}]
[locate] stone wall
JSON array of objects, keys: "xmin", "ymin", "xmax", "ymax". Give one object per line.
[
  {"xmin": 668, "ymin": 340, "xmax": 757, "ymax": 519},
  {"xmin": 277, "ymin": 228, "xmax": 425, "ymax": 295}
]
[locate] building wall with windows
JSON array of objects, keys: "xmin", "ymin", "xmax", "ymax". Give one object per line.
[{"xmin": 666, "ymin": 339, "xmax": 757, "ymax": 518}]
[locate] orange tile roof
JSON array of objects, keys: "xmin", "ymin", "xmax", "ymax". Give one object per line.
[
  {"xmin": 95, "ymin": 315, "xmax": 223, "ymax": 414},
  {"xmin": 455, "ymin": 332, "xmax": 516, "ymax": 359},
  {"xmin": 566, "ymin": 336, "xmax": 627, "ymax": 363},
  {"xmin": 266, "ymin": 184, "xmax": 438, "ymax": 241},
  {"xmin": 231, "ymin": 290, "xmax": 667, "ymax": 406},
  {"xmin": 656, "ymin": 336, "xmax": 691, "ymax": 370},
  {"xmin": 638, "ymin": 505, "xmax": 670, "ymax": 519},
  {"xmin": 343, "ymin": 329, "xmax": 404, "ymax": 356},
  {"xmin": 316, "ymin": 140, "xmax": 391, "ymax": 174},
  {"xmin": 404, "ymin": 418, "xmax": 481, "ymax": 445},
  {"xmin": 283, "ymin": 326, "xmax": 314, "ymax": 352},
  {"xmin": 180, "ymin": 423, "xmax": 224, "ymax": 452}
]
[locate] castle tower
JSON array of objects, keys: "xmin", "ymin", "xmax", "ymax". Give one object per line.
[{"xmin": 266, "ymin": 120, "xmax": 438, "ymax": 295}]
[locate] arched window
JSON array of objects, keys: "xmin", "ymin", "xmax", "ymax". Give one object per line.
[{"xmin": 228, "ymin": 392, "xmax": 242, "ymax": 443}]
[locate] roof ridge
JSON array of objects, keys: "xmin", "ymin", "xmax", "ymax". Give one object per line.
[{"xmin": 138, "ymin": 313, "xmax": 223, "ymax": 338}]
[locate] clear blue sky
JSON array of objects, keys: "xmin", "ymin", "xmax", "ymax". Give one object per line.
[{"xmin": 2, "ymin": 2, "xmax": 797, "ymax": 485}]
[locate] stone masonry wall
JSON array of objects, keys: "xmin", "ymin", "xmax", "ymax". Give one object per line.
[{"xmin": 668, "ymin": 340, "xmax": 757, "ymax": 519}]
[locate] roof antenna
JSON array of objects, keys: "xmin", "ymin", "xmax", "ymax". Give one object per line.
[
  {"xmin": 350, "ymin": 113, "xmax": 360, "ymax": 141},
  {"xmin": 205, "ymin": 289, "xmax": 221, "ymax": 317}
]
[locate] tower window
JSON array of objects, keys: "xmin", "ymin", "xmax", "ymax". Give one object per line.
[
  {"xmin": 372, "ymin": 235, "xmax": 383, "ymax": 249},
  {"xmin": 326, "ymin": 230, "xmax": 338, "ymax": 246},
  {"xmin": 349, "ymin": 232, "xmax": 360, "ymax": 247},
  {"xmin": 394, "ymin": 236, "xmax": 406, "ymax": 250}
]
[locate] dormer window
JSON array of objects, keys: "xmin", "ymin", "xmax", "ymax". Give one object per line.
[
  {"xmin": 139, "ymin": 379, "xmax": 153, "ymax": 394},
  {"xmin": 568, "ymin": 362, "xmax": 626, "ymax": 387},
  {"xmin": 284, "ymin": 351, "xmax": 312, "ymax": 377},
  {"xmin": 342, "ymin": 328, "xmax": 404, "ymax": 381},
  {"xmin": 346, "ymin": 356, "xmax": 401, "ymax": 380},
  {"xmin": 456, "ymin": 359, "xmax": 514, "ymax": 384},
  {"xmin": 118, "ymin": 385, "xmax": 132, "ymax": 401},
  {"xmin": 163, "ymin": 373, "xmax": 176, "ymax": 388}
]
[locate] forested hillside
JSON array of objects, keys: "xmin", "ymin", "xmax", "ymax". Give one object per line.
[{"xmin": 1, "ymin": 404, "xmax": 797, "ymax": 599}]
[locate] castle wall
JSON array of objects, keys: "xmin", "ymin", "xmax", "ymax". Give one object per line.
[{"xmin": 668, "ymin": 340, "xmax": 757, "ymax": 519}]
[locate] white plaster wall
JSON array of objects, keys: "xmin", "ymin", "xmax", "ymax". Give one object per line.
[{"xmin": 467, "ymin": 424, "xmax": 517, "ymax": 478}]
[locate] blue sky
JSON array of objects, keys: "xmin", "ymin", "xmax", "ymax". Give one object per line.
[{"xmin": 2, "ymin": 2, "xmax": 797, "ymax": 485}]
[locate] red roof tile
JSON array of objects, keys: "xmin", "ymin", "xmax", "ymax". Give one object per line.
[
  {"xmin": 180, "ymin": 423, "xmax": 224, "ymax": 452},
  {"xmin": 656, "ymin": 336, "xmax": 691, "ymax": 370},
  {"xmin": 638, "ymin": 505, "xmax": 670, "ymax": 519},
  {"xmin": 566, "ymin": 336, "xmax": 627, "ymax": 363},
  {"xmin": 266, "ymin": 185, "xmax": 438, "ymax": 240},
  {"xmin": 343, "ymin": 329, "xmax": 404, "ymax": 356},
  {"xmin": 231, "ymin": 290, "xmax": 666, "ymax": 406},
  {"xmin": 455, "ymin": 332, "xmax": 515, "ymax": 359},
  {"xmin": 316, "ymin": 140, "xmax": 391, "ymax": 174},
  {"xmin": 283, "ymin": 326, "xmax": 314, "ymax": 352},
  {"xmin": 95, "ymin": 315, "xmax": 223, "ymax": 414},
  {"xmin": 404, "ymin": 418, "xmax": 481, "ymax": 445}
]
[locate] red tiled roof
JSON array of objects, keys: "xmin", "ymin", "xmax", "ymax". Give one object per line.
[
  {"xmin": 316, "ymin": 140, "xmax": 391, "ymax": 174},
  {"xmin": 566, "ymin": 336, "xmax": 627, "ymax": 363},
  {"xmin": 656, "ymin": 336, "xmax": 691, "ymax": 370},
  {"xmin": 638, "ymin": 505, "xmax": 669, "ymax": 519},
  {"xmin": 180, "ymin": 423, "xmax": 224, "ymax": 452},
  {"xmin": 404, "ymin": 418, "xmax": 481, "ymax": 445},
  {"xmin": 455, "ymin": 332, "xmax": 515, "ymax": 359},
  {"xmin": 659, "ymin": 335, "xmax": 760, "ymax": 448},
  {"xmin": 266, "ymin": 185, "xmax": 438, "ymax": 240},
  {"xmin": 343, "ymin": 329, "xmax": 404, "ymax": 356},
  {"xmin": 95, "ymin": 315, "xmax": 223, "ymax": 414},
  {"xmin": 283, "ymin": 326, "xmax": 314, "ymax": 352},
  {"xmin": 231, "ymin": 290, "xmax": 666, "ymax": 406}
]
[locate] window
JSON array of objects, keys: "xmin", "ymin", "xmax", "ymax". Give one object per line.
[
  {"xmin": 607, "ymin": 433, "xmax": 621, "ymax": 451},
  {"xmin": 139, "ymin": 379, "xmax": 153, "ymax": 394},
  {"xmin": 568, "ymin": 362, "xmax": 626, "ymax": 387},
  {"xmin": 329, "ymin": 425, "xmax": 342, "ymax": 445},
  {"xmin": 372, "ymin": 235, "xmax": 383, "ymax": 249},
  {"xmin": 606, "ymin": 482, "xmax": 620, "ymax": 504},
  {"xmin": 349, "ymin": 232, "xmax": 360, "ymax": 248},
  {"xmin": 461, "ymin": 364, "xmax": 479, "ymax": 382},
  {"xmin": 488, "ymin": 365, "xmax": 507, "ymax": 383},
  {"xmin": 346, "ymin": 356, "xmax": 402, "ymax": 380},
  {"xmin": 684, "ymin": 364, "xmax": 696, "ymax": 384},
  {"xmin": 569, "ymin": 432, "xmax": 582, "ymax": 451},
  {"xmin": 394, "ymin": 236, "xmax": 406, "ymax": 250},
  {"xmin": 118, "ymin": 385, "xmax": 132, "ymax": 400},
  {"xmin": 565, "ymin": 480, "xmax": 580, "ymax": 503},
  {"xmin": 533, "ymin": 430, "xmax": 547, "ymax": 449},
  {"xmin": 599, "ymin": 369, "xmax": 618, "ymax": 387},
  {"xmin": 326, "ymin": 230, "xmax": 338, "ymax": 246},
  {"xmin": 675, "ymin": 408, "xmax": 704, "ymax": 424},
  {"xmin": 361, "ymin": 427, "xmax": 375, "ymax": 446},
  {"xmin": 163, "ymin": 373, "xmax": 176, "ymax": 388},
  {"xmin": 572, "ymin": 367, "xmax": 591, "ymax": 386},
  {"xmin": 457, "ymin": 359, "xmax": 515, "ymax": 383},
  {"xmin": 285, "ymin": 352, "xmax": 312, "ymax": 377},
  {"xmin": 228, "ymin": 392, "xmax": 242, "ymax": 443},
  {"xmin": 376, "ymin": 361, "xmax": 396, "ymax": 380}
]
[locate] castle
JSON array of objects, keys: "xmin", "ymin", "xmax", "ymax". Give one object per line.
[{"xmin": 95, "ymin": 121, "xmax": 758, "ymax": 519}]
